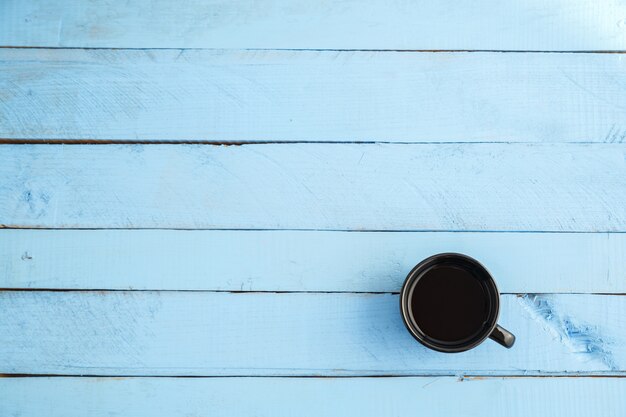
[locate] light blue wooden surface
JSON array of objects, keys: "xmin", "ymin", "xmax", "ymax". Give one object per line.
[
  {"xmin": 2, "ymin": 0, "xmax": 626, "ymax": 50},
  {"xmin": 1, "ymin": 1, "xmax": 625, "ymax": 415},
  {"xmin": 1, "ymin": 144, "xmax": 625, "ymax": 231},
  {"xmin": 2, "ymin": 291, "xmax": 624, "ymax": 375},
  {"xmin": 2, "ymin": 377, "xmax": 625, "ymax": 417},
  {"xmin": 1, "ymin": 49, "xmax": 625, "ymax": 142},
  {"xmin": 1, "ymin": 229, "xmax": 626, "ymax": 293}
]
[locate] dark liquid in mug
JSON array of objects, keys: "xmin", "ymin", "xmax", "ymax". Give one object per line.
[{"xmin": 410, "ymin": 265, "xmax": 490, "ymax": 343}]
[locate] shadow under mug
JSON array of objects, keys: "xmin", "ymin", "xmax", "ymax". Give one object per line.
[{"xmin": 400, "ymin": 253, "xmax": 515, "ymax": 353}]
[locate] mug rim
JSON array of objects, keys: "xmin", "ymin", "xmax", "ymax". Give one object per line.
[{"xmin": 400, "ymin": 253, "xmax": 501, "ymax": 353}]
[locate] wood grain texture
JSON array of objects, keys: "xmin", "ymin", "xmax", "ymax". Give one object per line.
[
  {"xmin": 1, "ymin": 49, "xmax": 626, "ymax": 142},
  {"xmin": 2, "ymin": 229, "xmax": 625, "ymax": 293},
  {"xmin": 1, "ymin": 144, "xmax": 625, "ymax": 231},
  {"xmin": 1, "ymin": 376, "xmax": 625, "ymax": 417},
  {"xmin": 2, "ymin": 291, "xmax": 625, "ymax": 376},
  {"xmin": 2, "ymin": 0, "xmax": 626, "ymax": 50}
]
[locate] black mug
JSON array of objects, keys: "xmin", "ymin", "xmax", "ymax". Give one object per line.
[{"xmin": 400, "ymin": 253, "xmax": 515, "ymax": 353}]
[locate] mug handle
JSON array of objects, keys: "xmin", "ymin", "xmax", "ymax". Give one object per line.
[{"xmin": 489, "ymin": 324, "xmax": 515, "ymax": 348}]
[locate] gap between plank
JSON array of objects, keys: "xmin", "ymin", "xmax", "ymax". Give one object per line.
[
  {"xmin": 2, "ymin": 227, "xmax": 626, "ymax": 234},
  {"xmin": 0, "ymin": 140, "xmax": 543, "ymax": 145},
  {"xmin": 0, "ymin": 139, "xmax": 620, "ymax": 145},
  {"xmin": 1, "ymin": 46, "xmax": 626, "ymax": 53},
  {"xmin": 1, "ymin": 289, "xmax": 625, "ymax": 295},
  {"xmin": 0, "ymin": 139, "xmax": 535, "ymax": 145},
  {"xmin": 1, "ymin": 373, "xmax": 625, "ymax": 378}
]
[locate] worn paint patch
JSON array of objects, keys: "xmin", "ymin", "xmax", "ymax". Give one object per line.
[{"xmin": 519, "ymin": 294, "xmax": 616, "ymax": 371}]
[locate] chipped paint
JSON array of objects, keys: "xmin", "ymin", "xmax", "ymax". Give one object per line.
[{"xmin": 519, "ymin": 294, "xmax": 616, "ymax": 371}]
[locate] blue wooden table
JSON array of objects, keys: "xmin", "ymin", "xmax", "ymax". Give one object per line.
[{"xmin": 1, "ymin": 1, "xmax": 626, "ymax": 416}]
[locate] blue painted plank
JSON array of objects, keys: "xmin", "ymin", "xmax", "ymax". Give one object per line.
[
  {"xmin": 1, "ymin": 49, "xmax": 625, "ymax": 142},
  {"xmin": 1, "ymin": 292, "xmax": 624, "ymax": 375},
  {"xmin": 1, "ymin": 0, "xmax": 626, "ymax": 50},
  {"xmin": 2, "ymin": 230, "xmax": 625, "ymax": 293},
  {"xmin": 1, "ymin": 144, "xmax": 624, "ymax": 231},
  {"xmin": 1, "ymin": 376, "xmax": 625, "ymax": 417}
]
